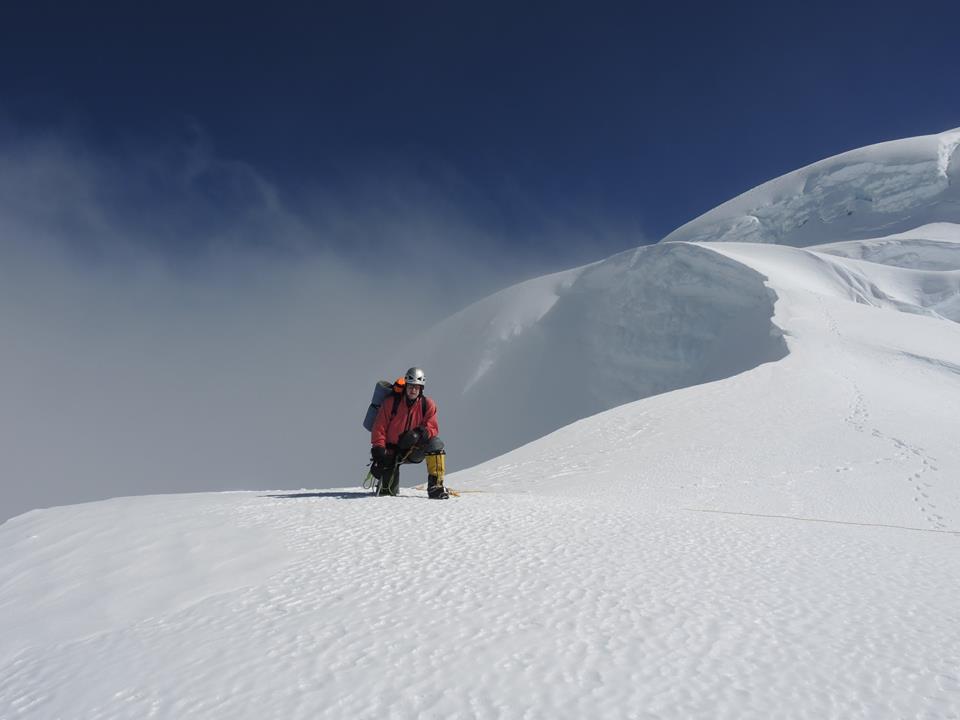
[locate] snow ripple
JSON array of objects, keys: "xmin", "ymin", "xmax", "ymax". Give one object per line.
[{"xmin": 2, "ymin": 490, "xmax": 958, "ymax": 719}]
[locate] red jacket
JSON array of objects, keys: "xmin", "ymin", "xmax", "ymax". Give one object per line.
[{"xmin": 371, "ymin": 393, "xmax": 439, "ymax": 448}]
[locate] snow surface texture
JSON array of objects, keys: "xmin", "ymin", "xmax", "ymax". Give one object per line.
[{"xmin": 4, "ymin": 131, "xmax": 960, "ymax": 718}]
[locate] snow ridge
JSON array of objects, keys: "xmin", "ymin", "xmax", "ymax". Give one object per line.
[
  {"xmin": 663, "ymin": 128, "xmax": 960, "ymax": 248},
  {"xmin": 410, "ymin": 241, "xmax": 787, "ymax": 470},
  {"xmin": 403, "ymin": 132, "xmax": 960, "ymax": 474},
  {"xmin": 814, "ymin": 223, "xmax": 960, "ymax": 271}
]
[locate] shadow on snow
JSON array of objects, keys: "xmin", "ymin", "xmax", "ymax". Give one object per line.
[{"xmin": 262, "ymin": 491, "xmax": 371, "ymax": 500}]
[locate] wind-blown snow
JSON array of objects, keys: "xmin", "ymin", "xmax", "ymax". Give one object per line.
[
  {"xmin": 3, "ymin": 130, "xmax": 960, "ymax": 718},
  {"xmin": 410, "ymin": 265, "xmax": 589, "ymax": 394}
]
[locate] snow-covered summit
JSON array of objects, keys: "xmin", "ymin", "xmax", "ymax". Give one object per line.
[
  {"xmin": 403, "ymin": 130, "xmax": 960, "ymax": 471},
  {"xmin": 662, "ymin": 127, "xmax": 960, "ymax": 247}
]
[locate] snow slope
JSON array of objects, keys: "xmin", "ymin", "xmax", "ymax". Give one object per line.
[
  {"xmin": 397, "ymin": 130, "xmax": 960, "ymax": 472},
  {"xmin": 404, "ymin": 242, "xmax": 788, "ymax": 471},
  {"xmin": 814, "ymin": 222, "xmax": 960, "ymax": 270},
  {"xmin": 3, "ymin": 233, "xmax": 960, "ymax": 719}
]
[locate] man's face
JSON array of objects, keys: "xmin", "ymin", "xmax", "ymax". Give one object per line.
[{"xmin": 406, "ymin": 383, "xmax": 421, "ymax": 398}]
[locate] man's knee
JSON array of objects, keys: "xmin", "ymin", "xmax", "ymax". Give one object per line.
[{"xmin": 403, "ymin": 438, "xmax": 445, "ymax": 465}]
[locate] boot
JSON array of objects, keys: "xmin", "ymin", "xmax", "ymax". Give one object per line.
[
  {"xmin": 427, "ymin": 474, "xmax": 449, "ymax": 500},
  {"xmin": 378, "ymin": 464, "xmax": 400, "ymax": 496}
]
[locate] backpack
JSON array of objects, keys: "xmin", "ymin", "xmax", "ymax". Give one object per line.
[{"xmin": 362, "ymin": 378, "xmax": 428, "ymax": 431}]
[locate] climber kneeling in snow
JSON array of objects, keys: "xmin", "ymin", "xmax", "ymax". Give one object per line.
[{"xmin": 370, "ymin": 367, "xmax": 448, "ymax": 499}]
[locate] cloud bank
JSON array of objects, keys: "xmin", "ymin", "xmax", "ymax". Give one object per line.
[{"xmin": 0, "ymin": 123, "xmax": 645, "ymax": 522}]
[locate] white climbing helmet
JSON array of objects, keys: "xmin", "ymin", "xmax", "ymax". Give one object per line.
[{"xmin": 404, "ymin": 367, "xmax": 426, "ymax": 386}]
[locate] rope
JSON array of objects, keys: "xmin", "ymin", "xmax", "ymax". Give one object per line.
[
  {"xmin": 364, "ymin": 446, "xmax": 417, "ymax": 495},
  {"xmin": 412, "ymin": 482, "xmax": 464, "ymax": 497},
  {"xmin": 361, "ymin": 465, "xmax": 377, "ymax": 491}
]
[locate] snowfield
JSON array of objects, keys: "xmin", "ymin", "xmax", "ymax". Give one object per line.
[{"xmin": 3, "ymin": 129, "xmax": 960, "ymax": 719}]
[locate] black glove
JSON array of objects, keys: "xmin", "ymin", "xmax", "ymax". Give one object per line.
[
  {"xmin": 370, "ymin": 446, "xmax": 394, "ymax": 480},
  {"xmin": 417, "ymin": 426, "xmax": 431, "ymax": 441},
  {"xmin": 397, "ymin": 427, "xmax": 422, "ymax": 451}
]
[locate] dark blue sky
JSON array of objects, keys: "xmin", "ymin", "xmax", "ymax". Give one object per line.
[{"xmin": 2, "ymin": 1, "xmax": 958, "ymax": 263}]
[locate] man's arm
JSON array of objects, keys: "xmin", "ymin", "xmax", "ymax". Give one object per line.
[
  {"xmin": 371, "ymin": 401, "xmax": 390, "ymax": 447},
  {"xmin": 421, "ymin": 397, "xmax": 439, "ymax": 439}
]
